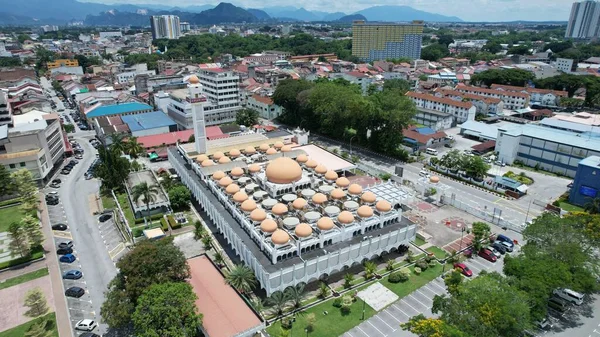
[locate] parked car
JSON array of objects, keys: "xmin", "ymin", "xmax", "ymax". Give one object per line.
[
  {"xmin": 75, "ymin": 154, "xmax": 83, "ymax": 160},
  {"xmin": 47, "ymin": 197, "xmax": 59, "ymax": 206},
  {"xmin": 59, "ymin": 253, "xmax": 76, "ymax": 263},
  {"xmin": 61, "ymin": 169, "xmax": 71, "ymax": 175},
  {"xmin": 45, "ymin": 191, "xmax": 58, "ymax": 200},
  {"xmin": 453, "ymin": 263, "xmax": 473, "ymax": 277},
  {"xmin": 99, "ymin": 213, "xmax": 112, "ymax": 222},
  {"xmin": 52, "ymin": 223, "xmax": 67, "ymax": 231},
  {"xmin": 548, "ymin": 296, "xmax": 570, "ymax": 313},
  {"xmin": 419, "ymin": 170, "xmax": 430, "ymax": 178},
  {"xmin": 52, "ymin": 178, "xmax": 61, "ymax": 184},
  {"xmin": 486, "ymin": 246, "xmax": 502, "ymax": 258},
  {"xmin": 56, "ymin": 247, "xmax": 73, "ymax": 255},
  {"xmin": 69, "ymin": 159, "xmax": 78, "ymax": 165},
  {"xmin": 65, "ymin": 286, "xmax": 85, "ymax": 298},
  {"xmin": 495, "ymin": 234, "xmax": 514, "ymax": 251},
  {"xmin": 58, "ymin": 241, "xmax": 73, "ymax": 249},
  {"xmin": 553, "ymin": 288, "xmax": 584, "ymax": 305},
  {"xmin": 536, "ymin": 317, "xmax": 553, "ymax": 330},
  {"xmin": 63, "ymin": 270, "xmax": 82, "ymax": 280},
  {"xmin": 75, "ymin": 319, "xmax": 97, "ymax": 331},
  {"xmin": 478, "ymin": 248, "xmax": 497, "ymax": 262},
  {"xmin": 50, "ymin": 181, "xmax": 60, "ymax": 188}
]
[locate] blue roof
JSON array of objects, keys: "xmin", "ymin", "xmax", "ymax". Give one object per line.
[
  {"xmin": 415, "ymin": 127, "xmax": 436, "ymax": 135},
  {"xmin": 87, "ymin": 102, "xmax": 152, "ymax": 118},
  {"xmin": 579, "ymin": 156, "xmax": 600, "ymax": 168},
  {"xmin": 121, "ymin": 111, "xmax": 176, "ymax": 132}
]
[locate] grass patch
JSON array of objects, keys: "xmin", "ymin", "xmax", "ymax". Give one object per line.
[
  {"xmin": 558, "ymin": 201, "xmax": 585, "ymax": 213},
  {"xmin": 115, "ymin": 192, "xmax": 136, "ymax": 227},
  {"xmin": 0, "ymin": 246, "xmax": 44, "ymax": 270},
  {"xmin": 0, "ymin": 205, "xmax": 26, "ymax": 233},
  {"xmin": 426, "ymin": 246, "xmax": 447, "ymax": 260},
  {"xmin": 413, "ymin": 237, "xmax": 426, "ymax": 247},
  {"xmin": 0, "ymin": 268, "xmax": 48, "ymax": 290},
  {"xmin": 0, "ymin": 312, "xmax": 58, "ymax": 337},
  {"xmin": 380, "ymin": 263, "xmax": 443, "ymax": 298},
  {"xmin": 101, "ymin": 194, "xmax": 117, "ymax": 210},
  {"xmin": 266, "ymin": 295, "xmax": 376, "ymax": 337}
]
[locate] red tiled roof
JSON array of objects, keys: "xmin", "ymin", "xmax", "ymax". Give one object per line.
[
  {"xmin": 435, "ymin": 89, "xmax": 502, "ymax": 105},
  {"xmin": 137, "ymin": 130, "xmax": 194, "ymax": 148},
  {"xmin": 406, "ymin": 91, "xmax": 474, "ymax": 109},
  {"xmin": 456, "ymin": 85, "xmax": 529, "ymax": 98},
  {"xmin": 206, "ymin": 126, "xmax": 229, "ymax": 140},
  {"xmin": 345, "ymin": 71, "xmax": 368, "ymax": 78},
  {"xmin": 527, "ymin": 109, "xmax": 554, "ymax": 117},
  {"xmin": 402, "ymin": 128, "xmax": 447, "ymax": 145},
  {"xmin": 251, "ymin": 94, "xmax": 274, "ymax": 105},
  {"xmin": 490, "ymin": 84, "xmax": 568, "ymax": 97},
  {"xmin": 471, "ymin": 140, "xmax": 496, "ymax": 152}
]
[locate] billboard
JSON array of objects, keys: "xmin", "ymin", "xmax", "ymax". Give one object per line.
[{"xmin": 579, "ymin": 185, "xmax": 598, "ymax": 198}]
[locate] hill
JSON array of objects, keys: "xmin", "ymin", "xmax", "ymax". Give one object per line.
[
  {"xmin": 247, "ymin": 8, "xmax": 271, "ymax": 21},
  {"xmin": 322, "ymin": 12, "xmax": 346, "ymax": 21},
  {"xmin": 355, "ymin": 5, "xmax": 462, "ymax": 22},
  {"xmin": 193, "ymin": 3, "xmax": 257, "ymax": 24},
  {"xmin": 337, "ymin": 14, "xmax": 366, "ymax": 23}
]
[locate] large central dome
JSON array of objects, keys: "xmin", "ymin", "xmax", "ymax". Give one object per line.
[{"xmin": 265, "ymin": 157, "xmax": 303, "ymax": 184}]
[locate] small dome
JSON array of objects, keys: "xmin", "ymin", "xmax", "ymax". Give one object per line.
[
  {"xmin": 260, "ymin": 219, "xmax": 277, "ymax": 233},
  {"xmin": 218, "ymin": 156, "xmax": 231, "ymax": 164},
  {"xmin": 315, "ymin": 165, "xmax": 327, "ymax": 174},
  {"xmin": 201, "ymin": 159, "xmax": 213, "ymax": 167},
  {"xmin": 274, "ymin": 141, "xmax": 284, "ymax": 149},
  {"xmin": 325, "ymin": 170, "xmax": 338, "ymax": 181},
  {"xmin": 241, "ymin": 199, "xmax": 257, "ymax": 212},
  {"xmin": 272, "ymin": 203, "xmax": 288, "ymax": 216},
  {"xmin": 430, "ymin": 176, "xmax": 440, "ymax": 184},
  {"xmin": 226, "ymin": 184, "xmax": 240, "ymax": 195},
  {"xmin": 338, "ymin": 211, "xmax": 354, "ymax": 224},
  {"xmin": 348, "ymin": 184, "xmax": 363, "ymax": 195},
  {"xmin": 229, "ymin": 149, "xmax": 241, "ymax": 158},
  {"xmin": 305, "ymin": 159, "xmax": 318, "ymax": 169},
  {"xmin": 188, "ymin": 74, "xmax": 199, "ymax": 84},
  {"xmin": 295, "ymin": 223, "xmax": 313, "ymax": 237},
  {"xmin": 266, "ymin": 148, "xmax": 277, "ymax": 155},
  {"xmin": 357, "ymin": 205, "xmax": 374, "ymax": 218},
  {"xmin": 361, "ymin": 191, "xmax": 376, "ymax": 203},
  {"xmin": 271, "ymin": 229, "xmax": 290, "ymax": 245},
  {"xmin": 250, "ymin": 208, "xmax": 267, "ymax": 222},
  {"xmin": 336, "ymin": 177, "xmax": 350, "ymax": 188},
  {"xmin": 330, "ymin": 188, "xmax": 346, "ymax": 200},
  {"xmin": 292, "ymin": 198, "xmax": 307, "ymax": 210},
  {"xmin": 233, "ymin": 191, "xmax": 248, "ymax": 203},
  {"xmin": 245, "ymin": 146, "xmax": 256, "ymax": 154},
  {"xmin": 248, "ymin": 164, "xmax": 261, "ymax": 173},
  {"xmin": 317, "ymin": 217, "xmax": 334, "ymax": 231},
  {"xmin": 196, "ymin": 154, "xmax": 208, "ymax": 162},
  {"xmin": 312, "ymin": 193, "xmax": 327, "ymax": 204},
  {"xmin": 376, "ymin": 200, "xmax": 392, "ymax": 213},
  {"xmin": 281, "ymin": 145, "xmax": 292, "ymax": 152},
  {"xmin": 212, "ymin": 171, "xmax": 225, "ymax": 180},
  {"xmin": 259, "ymin": 143, "xmax": 270, "ymax": 152},
  {"xmin": 219, "ymin": 176, "xmax": 233, "ymax": 187},
  {"xmin": 231, "ymin": 167, "xmax": 244, "ymax": 177},
  {"xmin": 296, "ymin": 154, "xmax": 309, "ymax": 163},
  {"xmin": 213, "ymin": 151, "xmax": 224, "ymax": 160},
  {"xmin": 265, "ymin": 157, "xmax": 303, "ymax": 184}
]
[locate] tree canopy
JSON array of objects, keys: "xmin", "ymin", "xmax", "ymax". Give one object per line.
[
  {"xmin": 95, "ymin": 145, "xmax": 131, "ymax": 191},
  {"xmin": 235, "ymin": 108, "xmax": 259, "ymax": 127},
  {"xmin": 420, "ymin": 43, "xmax": 450, "ymax": 61},
  {"xmin": 471, "ymin": 68, "xmax": 535, "ymax": 87}
]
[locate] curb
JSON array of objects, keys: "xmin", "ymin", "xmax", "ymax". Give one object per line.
[{"xmin": 423, "ymin": 167, "xmax": 514, "ymax": 200}]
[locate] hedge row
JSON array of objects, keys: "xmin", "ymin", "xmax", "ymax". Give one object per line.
[
  {"xmin": 0, "ymin": 246, "xmax": 44, "ymax": 270},
  {"xmin": 160, "ymin": 217, "xmax": 169, "ymax": 232},
  {"xmin": 167, "ymin": 214, "xmax": 181, "ymax": 230},
  {"xmin": 133, "ymin": 213, "xmax": 165, "ymax": 225},
  {"xmin": 0, "ymin": 198, "xmax": 20, "ymax": 208}
]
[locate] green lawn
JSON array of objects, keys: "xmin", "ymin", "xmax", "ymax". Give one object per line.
[
  {"xmin": 0, "ymin": 312, "xmax": 58, "ymax": 337},
  {"xmin": 101, "ymin": 194, "xmax": 117, "ymax": 210},
  {"xmin": 0, "ymin": 268, "xmax": 48, "ymax": 290},
  {"xmin": 381, "ymin": 263, "xmax": 443, "ymax": 298},
  {"xmin": 0, "ymin": 205, "xmax": 26, "ymax": 233},
  {"xmin": 426, "ymin": 246, "xmax": 447, "ymax": 260},
  {"xmin": 0, "ymin": 246, "xmax": 44, "ymax": 270},
  {"xmin": 413, "ymin": 237, "xmax": 426, "ymax": 247},
  {"xmin": 266, "ymin": 296, "xmax": 376, "ymax": 337},
  {"xmin": 115, "ymin": 192, "xmax": 136, "ymax": 226},
  {"xmin": 559, "ymin": 201, "xmax": 585, "ymax": 213}
]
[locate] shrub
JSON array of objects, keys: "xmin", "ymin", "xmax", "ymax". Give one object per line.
[
  {"xmin": 132, "ymin": 228, "xmax": 144, "ymax": 237},
  {"xmin": 400, "ymin": 268, "xmax": 411, "ymax": 279},
  {"xmin": 333, "ymin": 298, "xmax": 342, "ymax": 308},
  {"xmin": 424, "ymin": 255, "xmax": 434, "ymax": 263},
  {"xmin": 416, "ymin": 260, "xmax": 429, "ymax": 271},
  {"xmin": 160, "ymin": 217, "xmax": 169, "ymax": 232},
  {"xmin": 167, "ymin": 214, "xmax": 180, "ymax": 229},
  {"xmin": 414, "ymin": 267, "xmax": 422, "ymax": 275},
  {"xmin": 428, "ymin": 260, "xmax": 437, "ymax": 268},
  {"xmin": 281, "ymin": 317, "xmax": 292, "ymax": 329},
  {"xmin": 388, "ymin": 271, "xmax": 409, "ymax": 283}
]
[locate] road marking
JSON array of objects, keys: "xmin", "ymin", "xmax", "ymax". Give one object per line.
[
  {"xmin": 356, "ymin": 325, "xmax": 371, "ymax": 337},
  {"xmin": 381, "ymin": 309, "xmax": 401, "ymax": 323},
  {"xmin": 392, "ymin": 304, "xmax": 411, "ymax": 318},
  {"xmin": 428, "ymin": 280, "xmax": 446, "ymax": 292},
  {"xmin": 366, "ymin": 320, "xmax": 386, "ymax": 335},
  {"xmin": 408, "ymin": 294, "xmax": 431, "ymax": 310},
  {"xmin": 374, "ymin": 314, "xmax": 396, "ymax": 331},
  {"xmin": 423, "ymin": 284, "xmax": 444, "ymax": 295},
  {"xmin": 400, "ymin": 299, "xmax": 422, "ymax": 314},
  {"xmin": 109, "ymin": 243, "xmax": 126, "ymax": 260}
]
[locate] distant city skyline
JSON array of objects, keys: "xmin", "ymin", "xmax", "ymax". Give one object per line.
[{"xmin": 79, "ymin": 0, "xmax": 572, "ymax": 22}]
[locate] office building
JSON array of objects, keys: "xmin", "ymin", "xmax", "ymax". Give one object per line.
[
  {"xmin": 566, "ymin": 0, "xmax": 600, "ymax": 39},
  {"xmin": 247, "ymin": 95, "xmax": 283, "ymax": 121},
  {"xmin": 569, "ymin": 156, "xmax": 600, "ymax": 207},
  {"xmin": 352, "ymin": 20, "xmax": 423, "ymax": 62},
  {"xmin": 150, "ymin": 15, "xmax": 181, "ymax": 40},
  {"xmin": 199, "ymin": 68, "xmax": 241, "ymax": 125},
  {"xmin": 556, "ymin": 58, "xmax": 576, "ymax": 73}
]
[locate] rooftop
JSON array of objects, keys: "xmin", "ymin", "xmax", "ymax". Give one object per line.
[
  {"xmin": 580, "ymin": 156, "xmax": 600, "ymax": 168},
  {"xmin": 504, "ymin": 124, "xmax": 600, "ymax": 151},
  {"xmin": 459, "ymin": 120, "xmax": 503, "ymax": 140},
  {"xmin": 86, "ymin": 102, "xmax": 153, "ymax": 118},
  {"xmin": 407, "ymin": 91, "xmax": 474, "ymax": 109},
  {"xmin": 121, "ymin": 111, "xmax": 176, "ymax": 132},
  {"xmin": 137, "ymin": 129, "xmax": 194, "ymax": 149},
  {"xmin": 125, "ymin": 170, "xmax": 169, "ymax": 208}
]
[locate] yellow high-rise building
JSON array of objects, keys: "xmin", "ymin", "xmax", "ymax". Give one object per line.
[
  {"xmin": 47, "ymin": 59, "xmax": 79, "ymax": 69},
  {"xmin": 352, "ymin": 20, "xmax": 424, "ymax": 62}
]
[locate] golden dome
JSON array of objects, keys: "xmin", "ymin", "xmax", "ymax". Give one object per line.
[
  {"xmin": 430, "ymin": 176, "xmax": 440, "ymax": 183},
  {"xmin": 260, "ymin": 219, "xmax": 277, "ymax": 233},
  {"xmin": 259, "ymin": 143, "xmax": 270, "ymax": 151},
  {"xmin": 336, "ymin": 177, "xmax": 350, "ymax": 188},
  {"xmin": 188, "ymin": 75, "xmax": 199, "ymax": 84},
  {"xmin": 233, "ymin": 191, "xmax": 248, "ymax": 203},
  {"xmin": 226, "ymin": 184, "xmax": 240, "ymax": 195},
  {"xmin": 248, "ymin": 164, "xmax": 261, "ymax": 173},
  {"xmin": 317, "ymin": 217, "xmax": 334, "ymax": 231},
  {"xmin": 315, "ymin": 165, "xmax": 327, "ymax": 174},
  {"xmin": 274, "ymin": 141, "xmax": 284, "ymax": 149},
  {"xmin": 361, "ymin": 191, "xmax": 376, "ymax": 203},
  {"xmin": 231, "ymin": 167, "xmax": 244, "ymax": 177},
  {"xmin": 272, "ymin": 203, "xmax": 288, "ymax": 216},
  {"xmin": 281, "ymin": 145, "xmax": 292, "ymax": 152},
  {"xmin": 219, "ymin": 176, "xmax": 233, "ymax": 187},
  {"xmin": 305, "ymin": 159, "xmax": 318, "ymax": 169},
  {"xmin": 212, "ymin": 171, "xmax": 225, "ymax": 180},
  {"xmin": 229, "ymin": 149, "xmax": 241, "ymax": 157},
  {"xmin": 292, "ymin": 198, "xmax": 307, "ymax": 209},
  {"xmin": 201, "ymin": 159, "xmax": 213, "ymax": 167},
  {"xmin": 241, "ymin": 199, "xmax": 257, "ymax": 212},
  {"xmin": 266, "ymin": 148, "xmax": 277, "ymax": 155},
  {"xmin": 250, "ymin": 208, "xmax": 267, "ymax": 222},
  {"xmin": 196, "ymin": 154, "xmax": 208, "ymax": 162},
  {"xmin": 213, "ymin": 151, "xmax": 224, "ymax": 160},
  {"xmin": 338, "ymin": 211, "xmax": 354, "ymax": 224},
  {"xmin": 376, "ymin": 200, "xmax": 392, "ymax": 212},
  {"xmin": 348, "ymin": 184, "xmax": 363, "ymax": 195},
  {"xmin": 325, "ymin": 170, "xmax": 338, "ymax": 181},
  {"xmin": 296, "ymin": 154, "xmax": 309, "ymax": 163},
  {"xmin": 357, "ymin": 205, "xmax": 374, "ymax": 218},
  {"xmin": 218, "ymin": 156, "xmax": 231, "ymax": 164},
  {"xmin": 245, "ymin": 146, "xmax": 256, "ymax": 154},
  {"xmin": 271, "ymin": 229, "xmax": 290, "ymax": 245},
  {"xmin": 265, "ymin": 157, "xmax": 303, "ymax": 184},
  {"xmin": 312, "ymin": 193, "xmax": 327, "ymax": 204},
  {"xmin": 295, "ymin": 223, "xmax": 313, "ymax": 237},
  {"xmin": 330, "ymin": 188, "xmax": 346, "ymax": 200}
]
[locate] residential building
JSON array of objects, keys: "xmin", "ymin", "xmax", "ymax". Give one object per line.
[
  {"xmin": 99, "ymin": 31, "xmax": 123, "ymax": 39},
  {"xmin": 0, "ymin": 91, "xmax": 13, "ymax": 127},
  {"xmin": 121, "ymin": 111, "xmax": 177, "ymax": 137},
  {"xmin": 180, "ymin": 22, "xmax": 191, "ymax": 32},
  {"xmin": 406, "ymin": 92, "xmax": 476, "ymax": 124},
  {"xmin": 329, "ymin": 72, "xmax": 373, "ymax": 95},
  {"xmin": 455, "ymin": 85, "xmax": 530, "ymax": 110},
  {"xmin": 490, "ymin": 84, "xmax": 567, "ymax": 107},
  {"xmin": 134, "ymin": 74, "xmax": 184, "ymax": 94},
  {"xmin": 115, "ymin": 69, "xmax": 156, "ymax": 84},
  {"xmin": 84, "ymin": 102, "xmax": 154, "ymax": 123},
  {"xmin": 352, "ymin": 20, "xmax": 423, "ymax": 62},
  {"xmin": 556, "ymin": 58, "xmax": 576, "ymax": 73},
  {"xmin": 403, "ymin": 126, "xmax": 448, "ymax": 152},
  {"xmin": 413, "ymin": 108, "xmax": 454, "ymax": 131},
  {"xmin": 150, "ymin": 15, "xmax": 181, "ymax": 40},
  {"xmin": 566, "ymin": 0, "xmax": 600, "ymax": 39},
  {"xmin": 434, "ymin": 89, "xmax": 504, "ymax": 116},
  {"xmin": 50, "ymin": 66, "xmax": 84, "ymax": 75},
  {"xmin": 247, "ymin": 95, "xmax": 283, "ymax": 120},
  {"xmin": 569, "ymin": 156, "xmax": 600, "ymax": 206}
]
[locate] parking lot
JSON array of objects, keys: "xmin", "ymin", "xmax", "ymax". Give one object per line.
[{"xmin": 97, "ymin": 214, "xmax": 127, "ymax": 261}]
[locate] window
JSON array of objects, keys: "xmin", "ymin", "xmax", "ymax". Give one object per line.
[
  {"xmin": 9, "ymin": 164, "xmax": 15, "ymax": 169},
  {"xmin": 20, "ymin": 162, "xmax": 26, "ymax": 167}
]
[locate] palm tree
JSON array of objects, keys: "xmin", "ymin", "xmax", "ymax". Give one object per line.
[
  {"xmin": 284, "ymin": 283, "xmax": 307, "ymax": 309},
  {"xmin": 125, "ymin": 137, "xmax": 144, "ymax": 159},
  {"xmin": 159, "ymin": 173, "xmax": 176, "ymax": 190},
  {"xmin": 201, "ymin": 236, "xmax": 212, "ymax": 251},
  {"xmin": 225, "ymin": 264, "xmax": 257, "ymax": 294},
  {"xmin": 131, "ymin": 182, "xmax": 160, "ymax": 219},
  {"xmin": 584, "ymin": 197, "xmax": 600, "ymax": 214},
  {"xmin": 193, "ymin": 220, "xmax": 205, "ymax": 241},
  {"xmin": 364, "ymin": 261, "xmax": 377, "ymax": 279},
  {"xmin": 213, "ymin": 251, "xmax": 224, "ymax": 267},
  {"xmin": 343, "ymin": 273, "xmax": 354, "ymax": 289},
  {"xmin": 386, "ymin": 259, "xmax": 395, "ymax": 271},
  {"xmin": 267, "ymin": 291, "xmax": 290, "ymax": 316},
  {"xmin": 250, "ymin": 298, "xmax": 264, "ymax": 314},
  {"xmin": 109, "ymin": 133, "xmax": 126, "ymax": 154},
  {"xmin": 318, "ymin": 282, "xmax": 330, "ymax": 299}
]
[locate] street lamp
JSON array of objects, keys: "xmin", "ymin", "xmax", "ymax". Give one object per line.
[{"xmin": 458, "ymin": 226, "xmax": 467, "ymax": 252}]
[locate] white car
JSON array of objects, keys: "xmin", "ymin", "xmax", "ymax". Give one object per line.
[
  {"xmin": 75, "ymin": 319, "xmax": 97, "ymax": 331},
  {"xmin": 419, "ymin": 170, "xmax": 430, "ymax": 178},
  {"xmin": 553, "ymin": 288, "xmax": 584, "ymax": 305}
]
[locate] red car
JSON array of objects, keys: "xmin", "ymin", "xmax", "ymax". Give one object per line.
[
  {"xmin": 453, "ymin": 263, "xmax": 473, "ymax": 277},
  {"xmin": 478, "ymin": 248, "xmax": 497, "ymax": 262}
]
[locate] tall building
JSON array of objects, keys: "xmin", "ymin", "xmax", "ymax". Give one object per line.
[
  {"xmin": 566, "ymin": 0, "xmax": 600, "ymax": 39},
  {"xmin": 198, "ymin": 68, "xmax": 241, "ymax": 125},
  {"xmin": 187, "ymin": 75, "xmax": 208, "ymax": 154},
  {"xmin": 352, "ymin": 20, "xmax": 424, "ymax": 62},
  {"xmin": 150, "ymin": 15, "xmax": 181, "ymax": 40}
]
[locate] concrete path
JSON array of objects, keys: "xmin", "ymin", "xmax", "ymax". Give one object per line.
[{"xmin": 0, "ymin": 259, "xmax": 46, "ymax": 281}]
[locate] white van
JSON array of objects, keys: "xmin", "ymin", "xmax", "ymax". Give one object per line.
[
  {"xmin": 425, "ymin": 148, "xmax": 438, "ymax": 155},
  {"xmin": 419, "ymin": 170, "xmax": 430, "ymax": 178},
  {"xmin": 553, "ymin": 288, "xmax": 584, "ymax": 305}
]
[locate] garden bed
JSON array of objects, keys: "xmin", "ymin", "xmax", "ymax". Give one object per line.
[{"xmin": 380, "ymin": 263, "xmax": 443, "ymax": 298}]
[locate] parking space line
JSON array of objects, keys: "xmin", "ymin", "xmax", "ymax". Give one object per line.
[
  {"xmin": 381, "ymin": 309, "xmax": 402, "ymax": 324},
  {"xmin": 408, "ymin": 294, "xmax": 431, "ymax": 310},
  {"xmin": 400, "ymin": 299, "xmax": 422, "ymax": 314},
  {"xmin": 374, "ymin": 314, "xmax": 396, "ymax": 331},
  {"xmin": 392, "ymin": 304, "xmax": 412, "ymax": 318},
  {"xmin": 356, "ymin": 325, "xmax": 372, "ymax": 337},
  {"xmin": 422, "ymin": 284, "xmax": 443, "ymax": 296},
  {"xmin": 367, "ymin": 320, "xmax": 387, "ymax": 336},
  {"xmin": 428, "ymin": 280, "xmax": 446, "ymax": 292},
  {"xmin": 416, "ymin": 289, "xmax": 434, "ymax": 300}
]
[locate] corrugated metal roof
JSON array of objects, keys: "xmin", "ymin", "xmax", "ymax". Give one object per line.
[{"xmin": 86, "ymin": 102, "xmax": 152, "ymax": 118}]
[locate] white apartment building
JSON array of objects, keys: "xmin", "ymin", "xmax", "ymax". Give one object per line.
[
  {"xmin": 455, "ymin": 85, "xmax": 530, "ymax": 110},
  {"xmin": 556, "ymin": 58, "xmax": 575, "ymax": 73},
  {"xmin": 406, "ymin": 92, "xmax": 476, "ymax": 123},
  {"xmin": 329, "ymin": 72, "xmax": 373, "ymax": 95},
  {"xmin": 115, "ymin": 70, "xmax": 156, "ymax": 84},
  {"xmin": 150, "ymin": 15, "xmax": 181, "ymax": 40},
  {"xmin": 247, "ymin": 95, "xmax": 283, "ymax": 120},
  {"xmin": 566, "ymin": 0, "xmax": 600, "ymax": 39},
  {"xmin": 490, "ymin": 84, "xmax": 567, "ymax": 107},
  {"xmin": 434, "ymin": 89, "xmax": 504, "ymax": 116},
  {"xmin": 0, "ymin": 92, "xmax": 13, "ymax": 127}
]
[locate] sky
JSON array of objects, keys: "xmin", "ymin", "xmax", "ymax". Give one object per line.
[{"xmin": 81, "ymin": 0, "xmax": 573, "ymax": 22}]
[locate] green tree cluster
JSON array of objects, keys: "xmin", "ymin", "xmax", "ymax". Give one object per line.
[
  {"xmin": 420, "ymin": 43, "xmax": 450, "ymax": 61},
  {"xmin": 167, "ymin": 185, "xmax": 191, "ymax": 210},
  {"xmin": 471, "ymin": 68, "xmax": 535, "ymax": 87},
  {"xmin": 235, "ymin": 108, "xmax": 259, "ymax": 127},
  {"xmin": 437, "ymin": 150, "xmax": 490, "ymax": 180},
  {"xmin": 95, "ymin": 142, "xmax": 131, "ymax": 191}
]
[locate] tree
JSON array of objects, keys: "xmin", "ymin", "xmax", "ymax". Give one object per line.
[
  {"xmin": 109, "ymin": 133, "xmax": 126, "ymax": 154},
  {"xmin": 386, "ymin": 259, "xmax": 395, "ymax": 271},
  {"xmin": 471, "ymin": 222, "xmax": 491, "ymax": 252},
  {"xmin": 344, "ymin": 273, "xmax": 354, "ymax": 288},
  {"xmin": 24, "ymin": 318, "xmax": 52, "ymax": 337},
  {"xmin": 130, "ymin": 160, "xmax": 142, "ymax": 172},
  {"xmin": 8, "ymin": 222, "xmax": 30, "ymax": 257},
  {"xmin": 305, "ymin": 313, "xmax": 316, "ymax": 332},
  {"xmin": 235, "ymin": 108, "xmax": 260, "ymax": 126},
  {"xmin": 131, "ymin": 182, "xmax": 160, "ymax": 218},
  {"xmin": 12, "ymin": 169, "xmax": 38, "ymax": 213},
  {"xmin": 437, "ymin": 34, "xmax": 455, "ymax": 48},
  {"xmin": 318, "ymin": 282, "xmax": 330, "ymax": 298},
  {"xmin": 193, "ymin": 220, "xmax": 205, "ymax": 240},
  {"xmin": 383, "ymin": 79, "xmax": 410, "ymax": 93},
  {"xmin": 401, "ymin": 314, "xmax": 465, "ymax": 337},
  {"xmin": 584, "ymin": 197, "xmax": 600, "ymax": 214},
  {"xmin": 444, "ymin": 269, "xmax": 463, "ymax": 296},
  {"xmin": 440, "ymin": 150, "xmax": 462, "ymax": 171},
  {"xmin": 213, "ymin": 251, "xmax": 224, "ymax": 266},
  {"xmin": 0, "ymin": 165, "xmax": 13, "ymax": 196},
  {"xmin": 125, "ymin": 137, "xmax": 144, "ymax": 159},
  {"xmin": 507, "ymin": 44, "xmax": 531, "ymax": 55},
  {"xmin": 168, "ymin": 185, "xmax": 191, "ymax": 210},
  {"xmin": 421, "ymin": 43, "xmax": 450, "ymax": 61},
  {"xmin": 340, "ymin": 295, "xmax": 353, "ymax": 314},
  {"xmin": 225, "ymin": 264, "xmax": 257, "ymax": 294},
  {"xmin": 461, "ymin": 156, "xmax": 490, "ymax": 180},
  {"xmin": 95, "ymin": 145, "xmax": 131, "ymax": 190},
  {"xmin": 17, "ymin": 34, "xmax": 31, "ymax": 43},
  {"xmin": 24, "ymin": 287, "xmax": 49, "ymax": 318},
  {"xmin": 201, "ymin": 235, "xmax": 212, "ymax": 251},
  {"xmin": 285, "ymin": 283, "xmax": 307, "ymax": 309},
  {"xmin": 132, "ymin": 282, "xmax": 202, "ymax": 337},
  {"xmin": 483, "ymin": 41, "xmax": 502, "ymax": 54},
  {"xmin": 187, "ymin": 134, "xmax": 195, "ymax": 143},
  {"xmin": 267, "ymin": 291, "xmax": 290, "ymax": 316},
  {"xmin": 21, "ymin": 214, "xmax": 43, "ymax": 248},
  {"xmin": 364, "ymin": 261, "xmax": 377, "ymax": 279},
  {"xmin": 471, "ymin": 68, "xmax": 535, "ymax": 87}
]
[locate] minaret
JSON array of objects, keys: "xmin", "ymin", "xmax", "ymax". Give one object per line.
[{"xmin": 187, "ymin": 75, "xmax": 207, "ymax": 154}]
